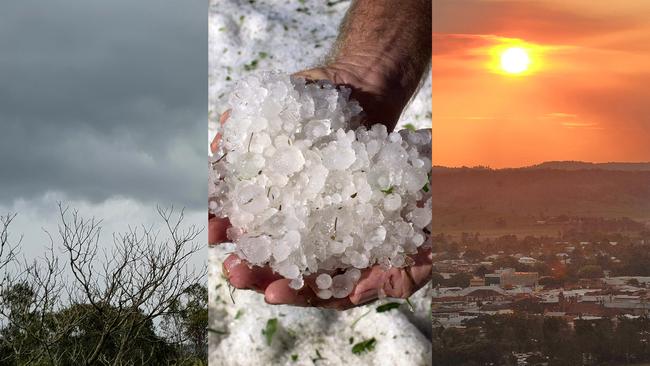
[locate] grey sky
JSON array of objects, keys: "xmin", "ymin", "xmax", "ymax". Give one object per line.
[
  {"xmin": 0, "ymin": 0, "xmax": 206, "ymax": 209},
  {"xmin": 0, "ymin": 0, "xmax": 207, "ymax": 266}
]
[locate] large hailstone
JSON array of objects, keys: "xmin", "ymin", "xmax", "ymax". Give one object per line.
[{"xmin": 209, "ymin": 72, "xmax": 431, "ymax": 299}]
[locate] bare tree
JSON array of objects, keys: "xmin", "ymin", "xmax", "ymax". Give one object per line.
[
  {"xmin": 0, "ymin": 205, "xmax": 207, "ymax": 366},
  {"xmin": 0, "ymin": 213, "xmax": 68, "ymax": 364},
  {"xmin": 0, "ymin": 214, "xmax": 20, "ymax": 275}
]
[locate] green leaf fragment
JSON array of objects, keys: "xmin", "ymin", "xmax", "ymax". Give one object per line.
[
  {"xmin": 352, "ymin": 338, "xmax": 377, "ymax": 355},
  {"xmin": 244, "ymin": 59, "xmax": 259, "ymax": 71},
  {"xmin": 405, "ymin": 297, "xmax": 415, "ymax": 312},
  {"xmin": 350, "ymin": 309, "xmax": 371, "ymax": 329},
  {"xmin": 262, "ymin": 318, "xmax": 278, "ymax": 346},
  {"xmin": 376, "ymin": 302, "xmax": 401, "ymax": 313}
]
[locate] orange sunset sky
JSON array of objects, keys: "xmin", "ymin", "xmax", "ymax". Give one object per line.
[{"xmin": 432, "ymin": 0, "xmax": 650, "ymax": 168}]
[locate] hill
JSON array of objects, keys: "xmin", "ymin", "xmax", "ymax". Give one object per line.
[
  {"xmin": 431, "ymin": 163, "xmax": 650, "ymax": 232},
  {"xmin": 525, "ymin": 161, "xmax": 650, "ymax": 171}
]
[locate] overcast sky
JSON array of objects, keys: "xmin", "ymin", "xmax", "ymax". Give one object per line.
[
  {"xmin": 433, "ymin": 0, "xmax": 650, "ymax": 168},
  {"xmin": 0, "ymin": 0, "xmax": 206, "ymax": 260}
]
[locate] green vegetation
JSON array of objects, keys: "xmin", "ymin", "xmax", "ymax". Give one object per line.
[
  {"xmin": 244, "ymin": 59, "xmax": 259, "ymax": 71},
  {"xmin": 0, "ymin": 208, "xmax": 207, "ymax": 365},
  {"xmin": 0, "ymin": 282, "xmax": 208, "ymax": 365},
  {"xmin": 380, "ymin": 186, "xmax": 394, "ymax": 194},
  {"xmin": 403, "ymin": 123, "xmax": 416, "ymax": 131},
  {"xmin": 433, "ymin": 314, "xmax": 650, "ymax": 366},
  {"xmin": 376, "ymin": 302, "xmax": 401, "ymax": 313},
  {"xmin": 351, "ymin": 338, "xmax": 377, "ymax": 355},
  {"xmin": 262, "ymin": 318, "xmax": 279, "ymax": 346}
]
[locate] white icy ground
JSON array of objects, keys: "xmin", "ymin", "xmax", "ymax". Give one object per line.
[
  {"xmin": 210, "ymin": 244, "xmax": 432, "ymax": 366},
  {"xmin": 209, "ymin": 1, "xmax": 432, "ymax": 365}
]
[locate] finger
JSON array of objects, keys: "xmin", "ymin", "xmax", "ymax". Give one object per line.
[
  {"xmin": 292, "ymin": 68, "xmax": 331, "ymax": 83},
  {"xmin": 208, "ymin": 214, "xmax": 230, "ymax": 245},
  {"xmin": 348, "ymin": 267, "xmax": 385, "ymax": 305},
  {"xmin": 408, "ymin": 246, "xmax": 433, "ymax": 287},
  {"xmin": 351, "ymin": 265, "xmax": 415, "ymax": 303},
  {"xmin": 349, "ymin": 247, "xmax": 433, "ymax": 304},
  {"xmin": 264, "ymin": 278, "xmax": 311, "ymax": 306},
  {"xmin": 219, "ymin": 109, "xmax": 231, "ymax": 125},
  {"xmin": 223, "ymin": 254, "xmax": 283, "ymax": 293},
  {"xmin": 211, "ymin": 109, "xmax": 231, "ymax": 154},
  {"xmin": 264, "ymin": 278, "xmax": 354, "ymax": 310}
]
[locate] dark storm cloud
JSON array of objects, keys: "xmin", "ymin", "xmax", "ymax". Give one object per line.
[{"xmin": 0, "ymin": 0, "xmax": 206, "ymax": 208}]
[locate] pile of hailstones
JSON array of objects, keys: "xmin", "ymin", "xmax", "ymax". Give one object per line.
[{"xmin": 209, "ymin": 72, "xmax": 431, "ymax": 300}]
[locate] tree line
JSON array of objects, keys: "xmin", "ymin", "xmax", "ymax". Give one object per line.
[{"xmin": 433, "ymin": 313, "xmax": 650, "ymax": 366}]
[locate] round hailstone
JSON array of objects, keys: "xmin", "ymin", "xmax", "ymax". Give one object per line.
[
  {"xmin": 348, "ymin": 251, "xmax": 369, "ymax": 269},
  {"xmin": 304, "ymin": 119, "xmax": 331, "ymax": 138},
  {"xmin": 271, "ymin": 146, "xmax": 305, "ymax": 175},
  {"xmin": 238, "ymin": 236, "xmax": 272, "ymax": 264},
  {"xmin": 383, "ymin": 193, "xmax": 402, "ymax": 211},
  {"xmin": 411, "ymin": 233, "xmax": 425, "ymax": 247},
  {"xmin": 330, "ymin": 274, "xmax": 354, "ymax": 298},
  {"xmin": 236, "ymin": 184, "xmax": 269, "ymax": 214},
  {"xmin": 277, "ymin": 262, "xmax": 300, "ymax": 279},
  {"xmin": 410, "ymin": 204, "xmax": 432, "ymax": 229},
  {"xmin": 316, "ymin": 273, "xmax": 333, "ymax": 289},
  {"xmin": 346, "ymin": 268, "xmax": 362, "ymax": 282},
  {"xmin": 289, "ymin": 277, "xmax": 304, "ymax": 290},
  {"xmin": 317, "ymin": 289, "xmax": 333, "ymax": 300},
  {"xmin": 209, "ymin": 72, "xmax": 432, "ymax": 293},
  {"xmin": 321, "ymin": 143, "xmax": 356, "ymax": 171},
  {"xmin": 273, "ymin": 230, "xmax": 300, "ymax": 262}
]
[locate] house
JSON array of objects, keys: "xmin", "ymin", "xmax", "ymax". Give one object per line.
[
  {"xmin": 500, "ymin": 268, "xmax": 539, "ymax": 288},
  {"xmin": 432, "ymin": 286, "xmax": 511, "ymax": 303},
  {"xmin": 485, "ymin": 273, "xmax": 501, "ymax": 286},
  {"xmin": 518, "ymin": 256, "xmax": 537, "ymax": 265},
  {"xmin": 470, "ymin": 277, "xmax": 485, "ymax": 287}
]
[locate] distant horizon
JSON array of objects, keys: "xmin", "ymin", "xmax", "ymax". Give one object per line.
[{"xmin": 432, "ymin": 160, "xmax": 650, "ymax": 170}]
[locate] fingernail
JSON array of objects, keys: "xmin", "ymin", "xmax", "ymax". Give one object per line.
[{"xmin": 222, "ymin": 257, "xmax": 240, "ymax": 278}]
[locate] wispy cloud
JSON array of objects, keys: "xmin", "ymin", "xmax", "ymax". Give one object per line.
[
  {"xmin": 542, "ymin": 112, "xmax": 578, "ymax": 119},
  {"xmin": 561, "ymin": 122, "xmax": 602, "ymax": 129}
]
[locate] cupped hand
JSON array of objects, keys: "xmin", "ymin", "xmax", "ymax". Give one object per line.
[{"xmin": 210, "ymin": 68, "xmax": 432, "ymax": 310}]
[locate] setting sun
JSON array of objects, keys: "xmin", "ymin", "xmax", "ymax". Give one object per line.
[
  {"xmin": 483, "ymin": 39, "xmax": 542, "ymax": 76},
  {"xmin": 500, "ymin": 47, "xmax": 530, "ymax": 74}
]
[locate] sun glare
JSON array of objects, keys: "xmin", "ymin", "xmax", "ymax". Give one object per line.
[{"xmin": 500, "ymin": 47, "xmax": 531, "ymax": 74}]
